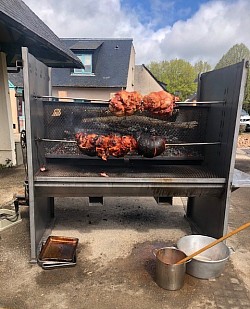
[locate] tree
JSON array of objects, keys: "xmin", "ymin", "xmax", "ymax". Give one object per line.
[
  {"xmin": 148, "ymin": 59, "xmax": 197, "ymax": 101},
  {"xmin": 193, "ymin": 61, "xmax": 212, "ymax": 75},
  {"xmin": 215, "ymin": 43, "xmax": 250, "ymax": 69},
  {"xmin": 214, "ymin": 43, "xmax": 250, "ymax": 110},
  {"xmin": 147, "ymin": 61, "xmax": 168, "ymax": 85}
]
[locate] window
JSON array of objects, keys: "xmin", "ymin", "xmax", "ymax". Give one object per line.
[{"xmin": 73, "ymin": 54, "xmax": 93, "ymax": 75}]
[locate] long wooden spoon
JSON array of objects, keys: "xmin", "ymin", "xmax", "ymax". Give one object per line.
[{"xmin": 176, "ymin": 222, "xmax": 250, "ymax": 265}]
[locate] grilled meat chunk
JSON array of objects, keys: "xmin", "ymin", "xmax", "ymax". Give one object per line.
[
  {"xmin": 75, "ymin": 132, "xmax": 98, "ymax": 156},
  {"xmin": 75, "ymin": 132, "xmax": 137, "ymax": 160},
  {"xmin": 143, "ymin": 91, "xmax": 176, "ymax": 116},
  {"xmin": 109, "ymin": 90, "xmax": 143, "ymax": 116}
]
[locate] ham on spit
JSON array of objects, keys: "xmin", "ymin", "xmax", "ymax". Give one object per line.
[
  {"xmin": 142, "ymin": 90, "xmax": 176, "ymax": 116},
  {"xmin": 109, "ymin": 90, "xmax": 177, "ymax": 117},
  {"xmin": 109, "ymin": 90, "xmax": 143, "ymax": 117}
]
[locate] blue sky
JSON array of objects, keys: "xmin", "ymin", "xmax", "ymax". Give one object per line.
[
  {"xmin": 121, "ymin": 0, "xmax": 208, "ymax": 29},
  {"xmin": 23, "ymin": 0, "xmax": 250, "ymax": 67}
]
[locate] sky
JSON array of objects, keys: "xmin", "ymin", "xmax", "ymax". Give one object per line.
[{"xmin": 22, "ymin": 0, "xmax": 250, "ymax": 67}]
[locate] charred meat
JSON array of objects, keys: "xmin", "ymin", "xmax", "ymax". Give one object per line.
[
  {"xmin": 75, "ymin": 132, "xmax": 137, "ymax": 161},
  {"xmin": 75, "ymin": 132, "xmax": 98, "ymax": 156},
  {"xmin": 109, "ymin": 90, "xmax": 143, "ymax": 116},
  {"xmin": 137, "ymin": 134, "xmax": 166, "ymax": 158}
]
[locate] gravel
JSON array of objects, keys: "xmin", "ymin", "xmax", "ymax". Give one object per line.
[{"xmin": 238, "ymin": 132, "xmax": 250, "ymax": 148}]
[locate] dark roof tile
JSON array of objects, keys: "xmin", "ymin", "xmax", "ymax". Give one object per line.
[
  {"xmin": 70, "ymin": 41, "xmax": 104, "ymax": 50},
  {"xmin": 52, "ymin": 38, "xmax": 133, "ymax": 88}
]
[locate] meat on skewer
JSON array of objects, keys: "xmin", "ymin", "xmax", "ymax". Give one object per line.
[
  {"xmin": 143, "ymin": 90, "xmax": 176, "ymax": 116},
  {"xmin": 109, "ymin": 90, "xmax": 177, "ymax": 117},
  {"xmin": 95, "ymin": 135, "xmax": 111, "ymax": 160},
  {"xmin": 109, "ymin": 90, "xmax": 143, "ymax": 116},
  {"xmin": 75, "ymin": 132, "xmax": 98, "ymax": 156},
  {"xmin": 75, "ymin": 132, "xmax": 137, "ymax": 161}
]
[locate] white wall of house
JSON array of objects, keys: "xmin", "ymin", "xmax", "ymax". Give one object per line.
[
  {"xmin": 134, "ymin": 65, "xmax": 163, "ymax": 95},
  {"xmin": 126, "ymin": 45, "xmax": 135, "ymax": 91},
  {"xmin": 9, "ymin": 88, "xmax": 19, "ymax": 136},
  {"xmin": 0, "ymin": 52, "xmax": 16, "ymax": 166},
  {"xmin": 52, "ymin": 87, "xmax": 122, "ymax": 101}
]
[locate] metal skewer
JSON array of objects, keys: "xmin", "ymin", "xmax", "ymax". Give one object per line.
[
  {"xmin": 33, "ymin": 95, "xmax": 110, "ymax": 102},
  {"xmin": 36, "ymin": 138, "xmax": 221, "ymax": 146},
  {"xmin": 175, "ymin": 101, "xmax": 225, "ymax": 105},
  {"xmin": 36, "ymin": 138, "xmax": 77, "ymax": 143},
  {"xmin": 33, "ymin": 95, "xmax": 225, "ymax": 105},
  {"xmin": 165, "ymin": 142, "xmax": 221, "ymax": 146}
]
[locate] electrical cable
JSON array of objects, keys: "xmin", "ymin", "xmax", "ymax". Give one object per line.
[{"xmin": 0, "ymin": 212, "xmax": 19, "ymax": 222}]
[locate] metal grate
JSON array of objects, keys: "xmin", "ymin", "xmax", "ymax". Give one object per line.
[
  {"xmin": 42, "ymin": 101, "xmax": 209, "ymax": 160},
  {"xmin": 35, "ymin": 163, "xmax": 219, "ymax": 178}
]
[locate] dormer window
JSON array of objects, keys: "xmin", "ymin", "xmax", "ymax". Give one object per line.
[{"xmin": 73, "ymin": 54, "xmax": 92, "ymax": 75}]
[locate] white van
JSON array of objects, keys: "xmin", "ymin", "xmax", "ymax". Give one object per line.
[{"xmin": 240, "ymin": 109, "xmax": 250, "ymax": 131}]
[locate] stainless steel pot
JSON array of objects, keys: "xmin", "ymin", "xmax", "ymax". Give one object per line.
[
  {"xmin": 176, "ymin": 235, "xmax": 231, "ymax": 279},
  {"xmin": 153, "ymin": 247, "xmax": 188, "ymax": 290}
]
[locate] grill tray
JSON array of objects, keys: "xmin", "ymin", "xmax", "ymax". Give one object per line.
[{"xmin": 38, "ymin": 236, "xmax": 78, "ymax": 262}]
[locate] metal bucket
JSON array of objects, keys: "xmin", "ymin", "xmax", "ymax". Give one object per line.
[
  {"xmin": 153, "ymin": 247, "xmax": 187, "ymax": 290},
  {"xmin": 177, "ymin": 235, "xmax": 231, "ymax": 279}
]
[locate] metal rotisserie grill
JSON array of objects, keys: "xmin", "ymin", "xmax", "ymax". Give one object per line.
[
  {"xmin": 35, "ymin": 101, "xmax": 222, "ymax": 198},
  {"xmin": 21, "ymin": 47, "xmax": 248, "ymax": 262}
]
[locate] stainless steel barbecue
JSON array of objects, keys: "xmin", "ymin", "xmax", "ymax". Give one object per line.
[{"xmin": 21, "ymin": 47, "xmax": 249, "ymax": 262}]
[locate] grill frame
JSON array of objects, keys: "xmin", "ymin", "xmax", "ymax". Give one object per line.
[{"xmin": 22, "ymin": 47, "xmax": 248, "ymax": 262}]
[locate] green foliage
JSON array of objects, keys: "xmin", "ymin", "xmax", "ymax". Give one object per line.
[
  {"xmin": 147, "ymin": 43, "xmax": 250, "ymax": 105},
  {"xmin": 193, "ymin": 61, "xmax": 212, "ymax": 75},
  {"xmin": 148, "ymin": 59, "xmax": 197, "ymax": 100},
  {"xmin": 215, "ymin": 43, "xmax": 250, "ymax": 69},
  {"xmin": 214, "ymin": 43, "xmax": 250, "ymax": 109}
]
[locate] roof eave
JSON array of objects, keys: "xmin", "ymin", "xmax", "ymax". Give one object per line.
[
  {"xmin": 142, "ymin": 64, "xmax": 166, "ymax": 90},
  {"xmin": 0, "ymin": 13, "xmax": 83, "ymax": 68}
]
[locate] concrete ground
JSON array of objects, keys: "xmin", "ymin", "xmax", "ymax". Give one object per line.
[{"xmin": 0, "ymin": 149, "xmax": 250, "ymax": 309}]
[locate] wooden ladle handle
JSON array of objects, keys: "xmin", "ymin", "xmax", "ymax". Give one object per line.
[{"xmin": 176, "ymin": 222, "xmax": 250, "ymax": 265}]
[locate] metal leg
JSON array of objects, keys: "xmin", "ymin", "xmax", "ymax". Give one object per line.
[
  {"xmin": 186, "ymin": 194, "xmax": 228, "ymax": 238},
  {"xmin": 30, "ymin": 195, "xmax": 55, "ymax": 261}
]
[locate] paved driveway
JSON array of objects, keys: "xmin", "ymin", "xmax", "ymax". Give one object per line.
[{"xmin": 0, "ymin": 151, "xmax": 249, "ymax": 309}]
